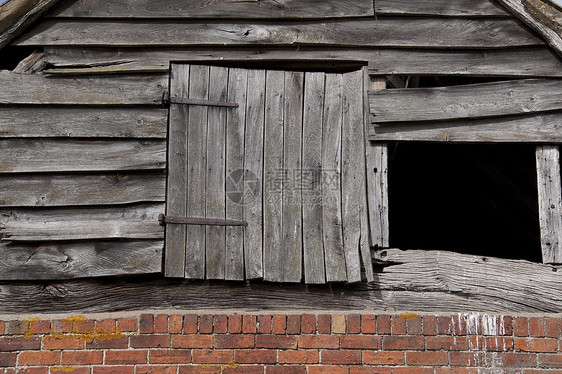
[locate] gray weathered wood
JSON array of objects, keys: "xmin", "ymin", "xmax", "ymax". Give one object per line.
[
  {"xmin": 15, "ymin": 19, "xmax": 544, "ymax": 48},
  {"xmin": 375, "ymin": 0, "xmax": 510, "ymax": 17},
  {"xmin": 0, "ymin": 71, "xmax": 166, "ymax": 105},
  {"xmin": 263, "ymin": 70, "xmax": 284, "ymax": 283},
  {"xmin": 0, "ymin": 249, "xmax": 560, "ymax": 313},
  {"xmin": 205, "ymin": 66, "xmax": 229, "ymax": 280},
  {"xmin": 43, "ymin": 47, "xmax": 562, "ymax": 78},
  {"xmin": 164, "ymin": 64, "xmax": 189, "ymax": 278},
  {"xmin": 321, "ymin": 73, "xmax": 346, "ymax": 283},
  {"xmin": 0, "ymin": 0, "xmax": 60, "ymax": 50},
  {"xmin": 365, "ymin": 144, "xmax": 390, "ymax": 248},
  {"xmin": 225, "ymin": 68, "xmax": 247, "ymax": 281},
  {"xmin": 13, "ymin": 49, "xmax": 45, "ymax": 74},
  {"xmin": 0, "ymin": 139, "xmax": 166, "ymax": 173},
  {"xmin": 497, "ymin": 0, "xmax": 562, "ymax": 58},
  {"xmin": 369, "ymin": 112, "xmax": 562, "ymax": 143},
  {"xmin": 281, "ymin": 71, "xmax": 304, "ymax": 283},
  {"xmin": 0, "ymin": 107, "xmax": 167, "ymax": 138},
  {"xmin": 0, "ymin": 241, "xmax": 162, "ymax": 280},
  {"xmin": 47, "ymin": 0, "xmax": 374, "ymax": 19},
  {"xmin": 341, "ymin": 70, "xmax": 368, "ymax": 284},
  {"xmin": 242, "ymin": 69, "xmax": 265, "ymax": 281},
  {"xmin": 370, "ymin": 79, "xmax": 562, "ymax": 124},
  {"xmin": 1, "ymin": 203, "xmax": 164, "ymax": 242},
  {"xmin": 536, "ymin": 146, "xmax": 562, "ymax": 264},
  {"xmin": 0, "ymin": 173, "xmax": 165, "ymax": 207},
  {"xmin": 366, "ymin": 78, "xmax": 389, "ymax": 249},
  {"xmin": 185, "ymin": 65, "xmax": 209, "ymax": 280},
  {"xmin": 302, "ymin": 72, "xmax": 326, "ymax": 284}
]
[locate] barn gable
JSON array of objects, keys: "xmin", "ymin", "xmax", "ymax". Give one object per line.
[{"xmin": 0, "ymin": 0, "xmax": 561, "ymax": 312}]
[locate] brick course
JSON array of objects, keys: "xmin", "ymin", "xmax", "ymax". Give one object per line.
[{"xmin": 0, "ymin": 312, "xmax": 560, "ymax": 373}]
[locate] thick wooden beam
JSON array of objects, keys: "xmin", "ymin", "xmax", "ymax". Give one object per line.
[
  {"xmin": 497, "ymin": 0, "xmax": 562, "ymax": 58},
  {"xmin": 46, "ymin": 0, "xmax": 374, "ymax": 19},
  {"xmin": 0, "ymin": 71, "xmax": 167, "ymax": 105},
  {"xmin": 0, "ymin": 249, "xmax": 559, "ymax": 313},
  {"xmin": 536, "ymin": 146, "xmax": 562, "ymax": 264},
  {"xmin": 14, "ymin": 19, "xmax": 544, "ymax": 48},
  {"xmin": 370, "ymin": 112, "xmax": 562, "ymax": 143},
  {"xmin": 43, "ymin": 47, "xmax": 562, "ymax": 78},
  {"xmin": 0, "ymin": 0, "xmax": 60, "ymax": 49},
  {"xmin": 370, "ymin": 79, "xmax": 562, "ymax": 124},
  {"xmin": 365, "ymin": 78, "xmax": 389, "ymax": 249},
  {"xmin": 0, "ymin": 241, "xmax": 163, "ymax": 280}
]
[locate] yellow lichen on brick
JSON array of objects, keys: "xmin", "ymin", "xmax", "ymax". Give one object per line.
[
  {"xmin": 201, "ymin": 363, "xmax": 239, "ymax": 370},
  {"xmin": 45, "ymin": 316, "xmax": 122, "ymax": 343},
  {"xmin": 399, "ymin": 312, "xmax": 419, "ymax": 321},
  {"xmin": 51, "ymin": 367, "xmax": 76, "ymax": 373},
  {"xmin": 23, "ymin": 318, "xmax": 41, "ymax": 339}
]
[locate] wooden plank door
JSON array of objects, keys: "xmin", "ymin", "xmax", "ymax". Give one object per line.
[{"xmin": 165, "ymin": 64, "xmax": 373, "ymax": 283}]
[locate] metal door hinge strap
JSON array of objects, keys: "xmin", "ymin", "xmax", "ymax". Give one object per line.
[
  {"xmin": 159, "ymin": 214, "xmax": 248, "ymax": 227},
  {"xmin": 162, "ymin": 92, "xmax": 238, "ymax": 108}
]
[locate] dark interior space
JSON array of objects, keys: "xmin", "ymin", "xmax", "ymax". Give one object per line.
[
  {"xmin": 0, "ymin": 46, "xmax": 37, "ymax": 70},
  {"xmin": 387, "ymin": 142, "xmax": 542, "ymax": 262}
]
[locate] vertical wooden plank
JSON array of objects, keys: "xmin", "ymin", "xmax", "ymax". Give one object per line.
[
  {"xmin": 536, "ymin": 145, "xmax": 562, "ymax": 264},
  {"xmin": 185, "ymin": 64, "xmax": 209, "ymax": 279},
  {"xmin": 263, "ymin": 70, "xmax": 285, "ymax": 282},
  {"xmin": 205, "ymin": 66, "xmax": 229, "ymax": 280},
  {"xmin": 225, "ymin": 68, "xmax": 248, "ymax": 280},
  {"xmin": 164, "ymin": 63, "xmax": 189, "ymax": 278},
  {"xmin": 302, "ymin": 72, "xmax": 326, "ymax": 284},
  {"xmin": 366, "ymin": 77, "xmax": 389, "ymax": 249},
  {"xmin": 281, "ymin": 71, "xmax": 304, "ymax": 283},
  {"xmin": 321, "ymin": 73, "xmax": 347, "ymax": 283},
  {"xmin": 243, "ymin": 69, "xmax": 266, "ymax": 280},
  {"xmin": 341, "ymin": 69, "xmax": 367, "ymax": 283}
]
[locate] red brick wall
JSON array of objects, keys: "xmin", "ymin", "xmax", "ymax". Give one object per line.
[{"xmin": 0, "ymin": 312, "xmax": 561, "ymax": 373}]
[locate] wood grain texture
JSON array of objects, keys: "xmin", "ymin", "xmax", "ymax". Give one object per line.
[
  {"xmin": 302, "ymin": 72, "xmax": 326, "ymax": 284},
  {"xmin": 15, "ymin": 19, "xmax": 544, "ymax": 48},
  {"xmin": 0, "ymin": 249, "xmax": 559, "ymax": 313},
  {"xmin": 321, "ymin": 74, "xmax": 346, "ymax": 283},
  {"xmin": 341, "ymin": 70, "xmax": 367, "ymax": 284},
  {"xmin": 370, "ymin": 111, "xmax": 562, "ymax": 143},
  {"xmin": 1, "ymin": 203, "xmax": 164, "ymax": 242},
  {"xmin": 164, "ymin": 64, "xmax": 189, "ymax": 278},
  {"xmin": 365, "ymin": 144, "xmax": 390, "ymax": 248},
  {"xmin": 43, "ymin": 47, "xmax": 562, "ymax": 78},
  {"xmin": 375, "ymin": 0, "xmax": 510, "ymax": 17},
  {"xmin": 281, "ymin": 71, "xmax": 304, "ymax": 283},
  {"xmin": 205, "ymin": 66, "xmax": 229, "ymax": 280},
  {"xmin": 0, "ymin": 107, "xmax": 167, "ymax": 138},
  {"xmin": 47, "ymin": 0, "xmax": 374, "ymax": 18},
  {"xmin": 0, "ymin": 71, "xmax": 166, "ymax": 105},
  {"xmin": 263, "ymin": 70, "xmax": 284, "ymax": 283},
  {"xmin": 0, "ymin": 173, "xmax": 165, "ymax": 207},
  {"xmin": 0, "ymin": 139, "xmax": 166, "ymax": 173},
  {"xmin": 242, "ymin": 69, "xmax": 265, "ymax": 281},
  {"xmin": 536, "ymin": 146, "xmax": 562, "ymax": 264},
  {"xmin": 0, "ymin": 241, "xmax": 162, "ymax": 280},
  {"xmin": 225, "ymin": 68, "xmax": 247, "ymax": 281},
  {"xmin": 0, "ymin": 0, "xmax": 60, "ymax": 50},
  {"xmin": 497, "ymin": 0, "xmax": 562, "ymax": 58},
  {"xmin": 370, "ymin": 79, "xmax": 562, "ymax": 124},
  {"xmin": 185, "ymin": 65, "xmax": 209, "ymax": 280}
]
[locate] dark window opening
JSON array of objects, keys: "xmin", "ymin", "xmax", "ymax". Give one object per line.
[
  {"xmin": 0, "ymin": 46, "xmax": 38, "ymax": 71},
  {"xmin": 387, "ymin": 142, "xmax": 542, "ymax": 262}
]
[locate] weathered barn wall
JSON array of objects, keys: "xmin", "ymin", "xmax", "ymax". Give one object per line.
[{"xmin": 0, "ymin": 0, "xmax": 561, "ymax": 312}]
